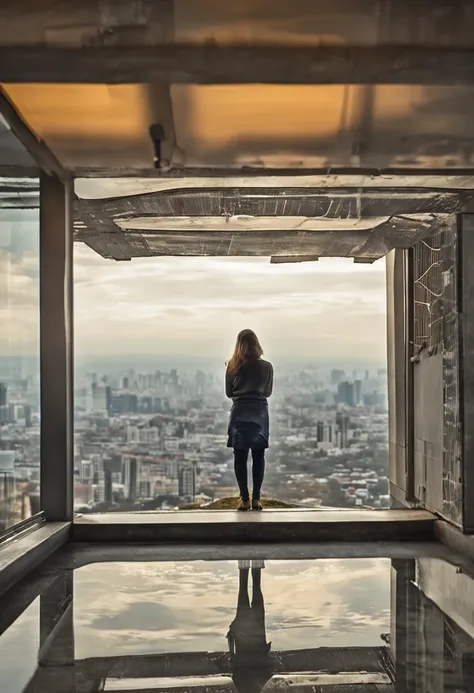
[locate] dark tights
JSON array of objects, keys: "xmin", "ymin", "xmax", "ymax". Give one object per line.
[{"xmin": 234, "ymin": 449, "xmax": 265, "ymax": 501}]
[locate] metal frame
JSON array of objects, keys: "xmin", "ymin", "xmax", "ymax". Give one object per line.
[
  {"xmin": 39, "ymin": 172, "xmax": 74, "ymax": 522},
  {"xmin": 3, "ymin": 44, "xmax": 474, "ymax": 86},
  {"xmin": 459, "ymin": 215, "xmax": 474, "ymax": 532},
  {"xmin": 405, "ymin": 247, "xmax": 415, "ymax": 502},
  {"xmin": 0, "ymin": 512, "xmax": 44, "ymax": 546}
]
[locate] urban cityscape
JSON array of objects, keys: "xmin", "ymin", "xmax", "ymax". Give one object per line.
[{"xmin": 0, "ymin": 359, "xmax": 389, "ymax": 526}]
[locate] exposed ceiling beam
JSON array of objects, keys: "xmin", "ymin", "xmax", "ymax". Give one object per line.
[
  {"xmin": 74, "ymin": 166, "xmax": 474, "ymax": 181},
  {"xmin": 2, "ymin": 44, "xmax": 474, "ymax": 85},
  {"xmin": 76, "ymin": 215, "xmax": 445, "ymax": 261},
  {"xmin": 74, "ymin": 188, "xmax": 467, "ymax": 221},
  {"xmin": 270, "ymin": 255, "xmax": 319, "ymax": 264},
  {"xmin": 74, "ymin": 177, "xmax": 474, "ymax": 200},
  {"xmin": 114, "ymin": 216, "xmax": 390, "ymax": 233}
]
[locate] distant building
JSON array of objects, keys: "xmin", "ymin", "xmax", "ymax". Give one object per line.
[
  {"xmin": 0, "ymin": 405, "xmax": 12, "ymax": 424},
  {"xmin": 179, "ymin": 464, "xmax": 196, "ymax": 500},
  {"xmin": 354, "ymin": 380, "xmax": 363, "ymax": 406},
  {"xmin": 316, "ymin": 421, "xmax": 333, "ymax": 444},
  {"xmin": 0, "ymin": 383, "xmax": 7, "ymax": 407},
  {"xmin": 335, "ymin": 412, "xmax": 350, "ymax": 449},
  {"xmin": 104, "ymin": 469, "xmax": 113, "ymax": 503},
  {"xmin": 92, "ymin": 384, "xmax": 112, "ymax": 414},
  {"xmin": 316, "ymin": 421, "xmax": 324, "ymax": 442},
  {"xmin": 122, "ymin": 456, "xmax": 139, "ymax": 501},
  {"xmin": 23, "ymin": 404, "xmax": 33, "ymax": 428},
  {"xmin": 112, "ymin": 393, "xmax": 138, "ymax": 414},
  {"xmin": 337, "ymin": 381, "xmax": 355, "ymax": 406}
]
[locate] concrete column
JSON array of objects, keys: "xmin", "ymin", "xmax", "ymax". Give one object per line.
[
  {"xmin": 386, "ymin": 249, "xmax": 414, "ymax": 505},
  {"xmin": 460, "ymin": 215, "xmax": 474, "ymax": 532},
  {"xmin": 40, "ymin": 172, "xmax": 74, "ymax": 522},
  {"xmin": 391, "ymin": 559, "xmax": 418, "ymax": 692}
]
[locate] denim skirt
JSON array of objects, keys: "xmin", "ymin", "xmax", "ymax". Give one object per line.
[{"xmin": 227, "ymin": 398, "xmax": 269, "ymax": 450}]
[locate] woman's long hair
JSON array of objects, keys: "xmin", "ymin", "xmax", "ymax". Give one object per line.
[{"xmin": 227, "ymin": 329, "xmax": 263, "ymax": 376}]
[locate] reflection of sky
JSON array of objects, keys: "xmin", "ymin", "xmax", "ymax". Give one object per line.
[
  {"xmin": 0, "ymin": 598, "xmax": 39, "ymax": 693},
  {"xmin": 74, "ymin": 559, "xmax": 390, "ymax": 659}
]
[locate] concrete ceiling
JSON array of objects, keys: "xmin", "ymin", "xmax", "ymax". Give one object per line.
[
  {"xmin": 3, "ymin": 0, "xmax": 474, "ymax": 261},
  {"xmin": 5, "ymin": 82, "xmax": 474, "ymax": 173}
]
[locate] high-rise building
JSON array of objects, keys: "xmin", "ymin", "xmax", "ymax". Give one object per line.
[
  {"xmin": 92, "ymin": 384, "xmax": 112, "ymax": 414},
  {"xmin": 337, "ymin": 381, "xmax": 355, "ymax": 406},
  {"xmin": 316, "ymin": 421, "xmax": 325, "ymax": 442},
  {"xmin": 112, "ymin": 393, "xmax": 138, "ymax": 414},
  {"xmin": 0, "ymin": 383, "xmax": 7, "ymax": 407},
  {"xmin": 80, "ymin": 460, "xmax": 93, "ymax": 484},
  {"xmin": 354, "ymin": 380, "xmax": 363, "ymax": 406},
  {"xmin": 335, "ymin": 412, "xmax": 350, "ymax": 449},
  {"xmin": 122, "ymin": 457, "xmax": 139, "ymax": 501},
  {"xmin": 317, "ymin": 421, "xmax": 333, "ymax": 444},
  {"xmin": 23, "ymin": 404, "xmax": 32, "ymax": 428},
  {"xmin": 104, "ymin": 469, "xmax": 113, "ymax": 504},
  {"xmin": 179, "ymin": 464, "xmax": 196, "ymax": 500}
]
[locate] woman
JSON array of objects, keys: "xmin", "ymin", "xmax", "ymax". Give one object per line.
[{"xmin": 226, "ymin": 329, "xmax": 273, "ymax": 511}]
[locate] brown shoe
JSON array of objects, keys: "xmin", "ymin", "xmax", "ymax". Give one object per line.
[
  {"xmin": 252, "ymin": 499, "xmax": 263, "ymax": 511},
  {"xmin": 237, "ymin": 499, "xmax": 250, "ymax": 511}
]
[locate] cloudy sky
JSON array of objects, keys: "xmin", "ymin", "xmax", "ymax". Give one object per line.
[
  {"xmin": 72, "ymin": 558, "xmax": 390, "ymax": 658},
  {"xmin": 0, "ymin": 558, "xmax": 391, "ymax": 690},
  {"xmin": 2, "ymin": 213, "xmax": 387, "ymax": 369},
  {"xmin": 74, "ymin": 244, "xmax": 387, "ymax": 368}
]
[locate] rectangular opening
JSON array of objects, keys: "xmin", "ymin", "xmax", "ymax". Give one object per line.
[{"xmin": 73, "ymin": 248, "xmax": 388, "ymax": 516}]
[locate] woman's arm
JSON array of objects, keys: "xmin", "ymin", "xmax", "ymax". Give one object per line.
[
  {"xmin": 265, "ymin": 364, "xmax": 274, "ymax": 397},
  {"xmin": 225, "ymin": 368, "xmax": 234, "ymax": 398}
]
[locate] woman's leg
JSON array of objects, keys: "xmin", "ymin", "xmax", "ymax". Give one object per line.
[
  {"xmin": 251, "ymin": 449, "xmax": 265, "ymax": 500},
  {"xmin": 234, "ymin": 449, "xmax": 250, "ymax": 501}
]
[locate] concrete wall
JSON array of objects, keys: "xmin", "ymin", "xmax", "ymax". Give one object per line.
[
  {"xmin": 460, "ymin": 216, "xmax": 474, "ymax": 532},
  {"xmin": 388, "ymin": 218, "xmax": 463, "ymax": 528},
  {"xmin": 411, "ymin": 221, "xmax": 462, "ymax": 526},
  {"xmin": 413, "ymin": 354, "xmax": 443, "ymax": 513}
]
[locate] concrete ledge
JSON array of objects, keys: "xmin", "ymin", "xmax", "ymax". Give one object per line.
[
  {"xmin": 434, "ymin": 519, "xmax": 474, "ymax": 562},
  {"xmin": 72, "ymin": 509, "xmax": 435, "ymax": 543},
  {"xmin": 0, "ymin": 522, "xmax": 70, "ymax": 597}
]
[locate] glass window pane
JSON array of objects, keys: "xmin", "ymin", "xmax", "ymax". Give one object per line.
[{"xmin": 0, "ymin": 174, "xmax": 40, "ymax": 534}]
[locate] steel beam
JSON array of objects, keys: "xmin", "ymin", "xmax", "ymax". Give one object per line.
[{"xmin": 2, "ymin": 44, "xmax": 474, "ymax": 85}]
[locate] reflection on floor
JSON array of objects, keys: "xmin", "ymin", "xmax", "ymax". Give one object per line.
[{"xmin": 1, "ymin": 544, "xmax": 474, "ymax": 691}]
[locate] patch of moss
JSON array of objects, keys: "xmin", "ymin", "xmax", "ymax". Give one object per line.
[{"xmin": 179, "ymin": 496, "xmax": 297, "ymax": 510}]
